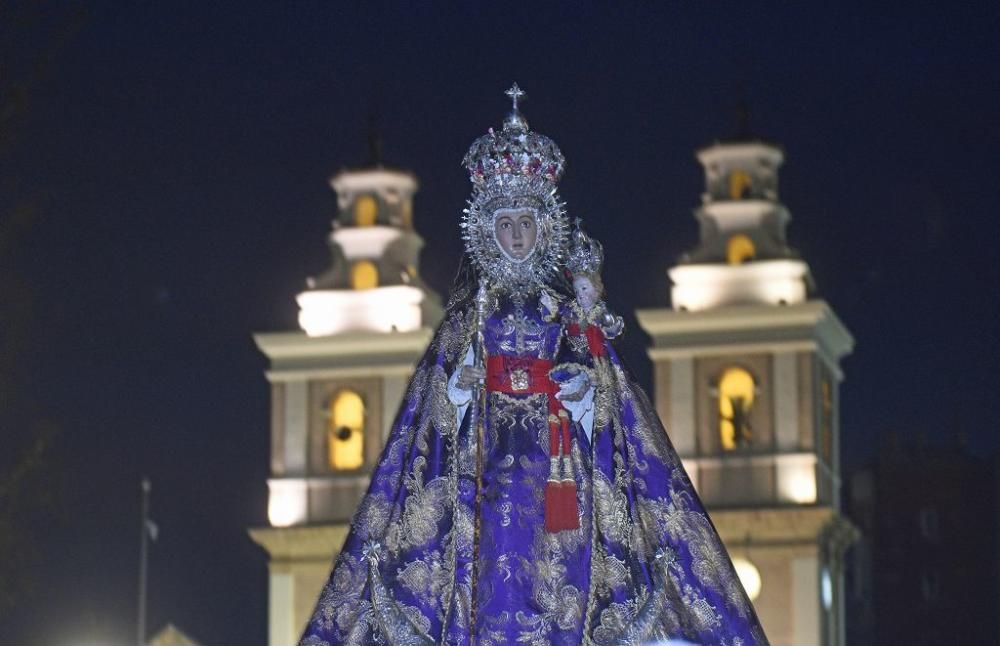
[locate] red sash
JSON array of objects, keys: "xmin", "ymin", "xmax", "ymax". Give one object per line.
[
  {"xmin": 484, "ymin": 355, "xmax": 579, "ymax": 532},
  {"xmin": 485, "ymin": 356, "xmax": 556, "ymax": 396}
]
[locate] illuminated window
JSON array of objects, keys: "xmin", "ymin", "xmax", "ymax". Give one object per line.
[
  {"xmin": 327, "ymin": 390, "xmax": 365, "ymax": 470},
  {"xmin": 353, "ymin": 195, "xmax": 378, "ymax": 227},
  {"xmin": 718, "ymin": 367, "xmax": 755, "ymax": 450},
  {"xmin": 350, "ymin": 260, "xmax": 379, "ymax": 290},
  {"xmin": 726, "ymin": 234, "xmax": 756, "ymax": 265},
  {"xmin": 728, "ymin": 169, "xmax": 753, "ymax": 200},
  {"xmin": 400, "ymin": 199, "xmax": 413, "ymax": 229}
]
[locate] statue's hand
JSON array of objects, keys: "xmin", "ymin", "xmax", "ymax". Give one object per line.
[
  {"xmin": 539, "ymin": 289, "xmax": 558, "ymax": 317},
  {"xmin": 555, "ymin": 371, "xmax": 591, "ymax": 403},
  {"xmin": 456, "ymin": 365, "xmax": 485, "ymax": 390},
  {"xmin": 598, "ymin": 306, "xmax": 625, "ymax": 339}
]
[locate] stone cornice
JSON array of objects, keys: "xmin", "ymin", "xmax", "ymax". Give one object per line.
[
  {"xmin": 709, "ymin": 506, "xmax": 838, "ymax": 544},
  {"xmin": 254, "ymin": 328, "xmax": 433, "ymax": 366},
  {"xmin": 248, "ymin": 524, "xmax": 350, "ymax": 560},
  {"xmin": 637, "ymin": 300, "xmax": 854, "ymax": 362}
]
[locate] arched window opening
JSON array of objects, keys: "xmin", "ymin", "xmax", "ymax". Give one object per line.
[
  {"xmin": 728, "ymin": 169, "xmax": 753, "ymax": 200},
  {"xmin": 350, "ymin": 260, "xmax": 379, "ymax": 290},
  {"xmin": 718, "ymin": 367, "xmax": 756, "ymax": 450},
  {"xmin": 726, "ymin": 234, "xmax": 756, "ymax": 265},
  {"xmin": 400, "ymin": 199, "xmax": 413, "ymax": 229},
  {"xmin": 327, "ymin": 390, "xmax": 365, "ymax": 470},
  {"xmin": 353, "ymin": 195, "xmax": 378, "ymax": 227}
]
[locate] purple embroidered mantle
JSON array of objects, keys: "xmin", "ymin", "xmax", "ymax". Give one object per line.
[{"xmin": 299, "ymin": 292, "xmax": 768, "ymax": 645}]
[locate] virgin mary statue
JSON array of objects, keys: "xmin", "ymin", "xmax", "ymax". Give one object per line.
[{"xmin": 298, "ymin": 86, "xmax": 768, "ymax": 646}]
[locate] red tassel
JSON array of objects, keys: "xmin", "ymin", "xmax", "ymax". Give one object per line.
[
  {"xmin": 553, "ymin": 483, "xmax": 567, "ymax": 530},
  {"xmin": 560, "ymin": 481, "xmax": 580, "ymax": 530},
  {"xmin": 545, "ymin": 481, "xmax": 562, "ymax": 533},
  {"xmin": 557, "ymin": 415, "xmax": 579, "ymax": 530}
]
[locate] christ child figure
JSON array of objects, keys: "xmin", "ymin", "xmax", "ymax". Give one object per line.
[
  {"xmin": 565, "ymin": 226, "xmax": 624, "ymax": 362},
  {"xmin": 548, "ymin": 227, "xmax": 625, "ymax": 450}
]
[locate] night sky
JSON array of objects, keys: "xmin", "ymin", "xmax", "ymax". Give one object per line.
[{"xmin": 3, "ymin": 2, "xmax": 999, "ymax": 645}]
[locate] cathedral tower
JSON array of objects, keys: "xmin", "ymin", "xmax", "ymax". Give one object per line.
[
  {"xmin": 637, "ymin": 134, "xmax": 856, "ymax": 646},
  {"xmin": 249, "ymin": 153, "xmax": 441, "ymax": 646}
]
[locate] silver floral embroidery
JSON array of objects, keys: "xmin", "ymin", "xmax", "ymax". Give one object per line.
[
  {"xmin": 352, "ymin": 493, "xmax": 392, "ymax": 542},
  {"xmin": 488, "ymin": 391, "xmax": 546, "ymax": 448},
  {"xmin": 308, "ymin": 553, "xmax": 373, "ymax": 639},
  {"xmin": 499, "ymin": 500, "xmax": 513, "ymax": 527},
  {"xmin": 432, "ymin": 308, "xmax": 474, "ymax": 364},
  {"xmin": 366, "ymin": 548, "xmax": 434, "ymax": 645},
  {"xmin": 385, "ymin": 457, "xmax": 450, "ymax": 553},
  {"xmin": 592, "ymin": 547, "xmax": 630, "ymax": 596},
  {"xmin": 510, "ymin": 533, "xmax": 586, "ymax": 641},
  {"xmin": 496, "ymin": 552, "xmax": 513, "ymax": 582},
  {"xmin": 593, "ymin": 470, "xmax": 632, "ymax": 548},
  {"xmin": 396, "ymin": 550, "xmax": 451, "ymax": 607}
]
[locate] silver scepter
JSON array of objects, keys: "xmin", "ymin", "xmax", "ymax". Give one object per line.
[
  {"xmin": 466, "ymin": 279, "xmax": 488, "ymax": 439},
  {"xmin": 469, "ymin": 278, "xmax": 488, "ymax": 635}
]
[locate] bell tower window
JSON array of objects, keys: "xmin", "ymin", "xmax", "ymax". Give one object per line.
[
  {"xmin": 728, "ymin": 169, "xmax": 753, "ymax": 200},
  {"xmin": 350, "ymin": 260, "xmax": 379, "ymax": 290},
  {"xmin": 327, "ymin": 390, "xmax": 365, "ymax": 470},
  {"xmin": 718, "ymin": 367, "xmax": 756, "ymax": 450},
  {"xmin": 726, "ymin": 234, "xmax": 756, "ymax": 265},
  {"xmin": 353, "ymin": 195, "xmax": 378, "ymax": 227},
  {"xmin": 400, "ymin": 199, "xmax": 413, "ymax": 229}
]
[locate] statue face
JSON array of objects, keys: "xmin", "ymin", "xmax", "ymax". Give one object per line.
[
  {"xmin": 493, "ymin": 207, "xmax": 538, "ymax": 261},
  {"xmin": 573, "ymin": 275, "xmax": 599, "ymax": 312}
]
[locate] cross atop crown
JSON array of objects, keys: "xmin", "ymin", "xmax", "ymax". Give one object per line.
[{"xmin": 505, "ymin": 83, "xmax": 525, "ymax": 112}]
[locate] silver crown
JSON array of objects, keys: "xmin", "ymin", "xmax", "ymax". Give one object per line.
[
  {"xmin": 463, "ymin": 83, "xmax": 566, "ymax": 187},
  {"xmin": 460, "ymin": 84, "xmax": 570, "ymax": 296},
  {"xmin": 567, "ymin": 224, "xmax": 604, "ymax": 277}
]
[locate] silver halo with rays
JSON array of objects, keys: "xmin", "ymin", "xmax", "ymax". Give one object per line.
[
  {"xmin": 461, "ymin": 176, "xmax": 569, "ymax": 296},
  {"xmin": 460, "ymin": 84, "xmax": 570, "ymax": 297}
]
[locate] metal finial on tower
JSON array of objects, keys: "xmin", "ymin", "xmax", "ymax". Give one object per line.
[
  {"xmin": 728, "ymin": 82, "xmax": 761, "ymax": 143},
  {"xmin": 137, "ymin": 477, "xmax": 152, "ymax": 646},
  {"xmin": 366, "ymin": 111, "xmax": 384, "ymax": 167},
  {"xmin": 735, "ymin": 99, "xmax": 752, "ymax": 141}
]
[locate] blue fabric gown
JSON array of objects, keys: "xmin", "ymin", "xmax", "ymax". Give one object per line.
[{"xmin": 299, "ymin": 291, "xmax": 768, "ymax": 646}]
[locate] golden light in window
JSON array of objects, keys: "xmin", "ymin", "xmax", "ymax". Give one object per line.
[
  {"xmin": 400, "ymin": 199, "xmax": 413, "ymax": 229},
  {"xmin": 718, "ymin": 367, "xmax": 755, "ymax": 450},
  {"xmin": 353, "ymin": 195, "xmax": 378, "ymax": 227},
  {"xmin": 728, "ymin": 169, "xmax": 753, "ymax": 200},
  {"xmin": 328, "ymin": 390, "xmax": 365, "ymax": 470},
  {"xmin": 726, "ymin": 234, "xmax": 756, "ymax": 265},
  {"xmin": 350, "ymin": 260, "xmax": 379, "ymax": 290}
]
